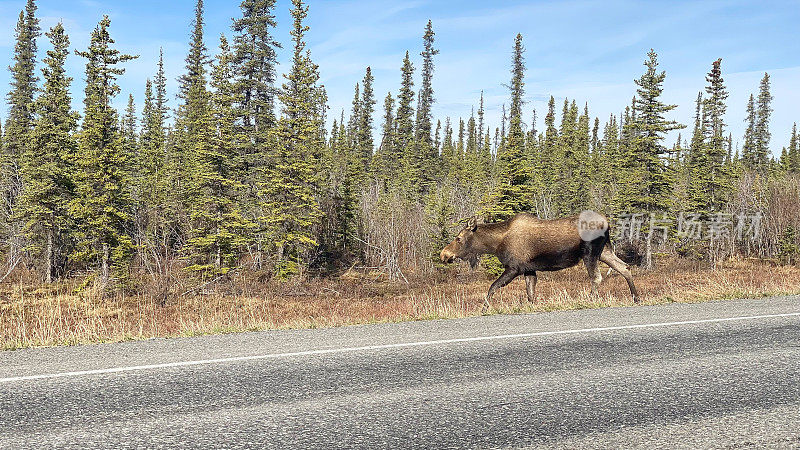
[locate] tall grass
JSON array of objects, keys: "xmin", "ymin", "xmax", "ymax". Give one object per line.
[{"xmin": 2, "ymin": 257, "xmax": 799, "ymax": 350}]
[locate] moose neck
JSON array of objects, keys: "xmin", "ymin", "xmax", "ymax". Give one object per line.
[{"xmin": 473, "ymin": 223, "xmax": 507, "ymax": 255}]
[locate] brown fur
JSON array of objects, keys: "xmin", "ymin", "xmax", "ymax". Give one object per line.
[{"xmin": 440, "ymin": 213, "xmax": 639, "ymax": 308}]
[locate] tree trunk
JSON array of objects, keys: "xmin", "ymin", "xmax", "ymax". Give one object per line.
[
  {"xmin": 644, "ymin": 227, "xmax": 653, "ymax": 270},
  {"xmin": 46, "ymin": 229, "xmax": 54, "ymax": 284},
  {"xmin": 215, "ymin": 214, "xmax": 221, "ymax": 269},
  {"xmin": 101, "ymin": 242, "xmax": 110, "ymax": 283}
]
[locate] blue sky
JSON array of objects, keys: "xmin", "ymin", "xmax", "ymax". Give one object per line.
[{"xmin": 1, "ymin": 0, "xmax": 798, "ymax": 155}]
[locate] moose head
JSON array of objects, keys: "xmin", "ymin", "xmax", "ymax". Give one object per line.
[{"xmin": 440, "ymin": 217, "xmax": 480, "ymax": 269}]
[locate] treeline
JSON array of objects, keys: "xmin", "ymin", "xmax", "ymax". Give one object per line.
[{"xmin": 1, "ymin": 0, "xmax": 799, "ymax": 287}]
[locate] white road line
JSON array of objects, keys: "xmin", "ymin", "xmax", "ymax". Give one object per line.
[{"xmin": 2, "ymin": 311, "xmax": 799, "ymax": 384}]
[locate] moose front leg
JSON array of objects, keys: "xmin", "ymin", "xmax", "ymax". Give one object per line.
[
  {"xmin": 483, "ymin": 268, "xmax": 519, "ymax": 312},
  {"xmin": 525, "ymin": 272, "xmax": 537, "ymax": 302}
]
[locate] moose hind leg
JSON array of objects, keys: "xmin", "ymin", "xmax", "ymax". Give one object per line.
[
  {"xmin": 525, "ymin": 272, "xmax": 537, "ymax": 303},
  {"xmin": 484, "ymin": 268, "xmax": 519, "ymax": 310},
  {"xmin": 600, "ymin": 249, "xmax": 639, "ymax": 303},
  {"xmin": 584, "ymin": 257, "xmax": 602, "ymax": 297}
]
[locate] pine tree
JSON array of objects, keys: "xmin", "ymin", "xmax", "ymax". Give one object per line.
[
  {"xmin": 625, "ymin": 49, "xmax": 684, "ymax": 268},
  {"xmin": 2, "ymin": 0, "xmax": 40, "ymax": 260},
  {"xmin": 698, "ymin": 58, "xmax": 731, "ymax": 210},
  {"xmin": 346, "ymin": 82, "xmax": 360, "ymax": 143},
  {"xmin": 154, "ymin": 49, "xmax": 169, "ymax": 126},
  {"xmin": 374, "ymin": 91, "xmax": 396, "ymax": 184},
  {"xmin": 540, "ymin": 96, "xmax": 558, "ymax": 187},
  {"xmin": 71, "ymin": 16, "xmax": 138, "ymax": 283},
  {"xmin": 600, "ymin": 114, "xmax": 621, "ymax": 206},
  {"xmin": 121, "ymin": 94, "xmax": 138, "ymax": 168},
  {"xmin": 395, "ymin": 51, "xmax": 416, "ymax": 194},
  {"xmin": 259, "ymin": 0, "xmax": 325, "ymax": 277},
  {"xmin": 783, "ymin": 123, "xmax": 799, "ymax": 173},
  {"xmin": 754, "ymin": 73, "xmax": 772, "ymax": 170},
  {"xmin": 179, "ymin": 1, "xmax": 210, "ymax": 101},
  {"xmin": 687, "ymin": 92, "xmax": 709, "ymax": 212},
  {"xmin": 415, "ymin": 20, "xmax": 438, "ymax": 190},
  {"xmin": 356, "ymin": 67, "xmax": 376, "ymax": 172},
  {"xmin": 440, "ymin": 117, "xmax": 456, "ymax": 177},
  {"xmin": 232, "ymin": 0, "xmax": 280, "ymax": 139},
  {"xmin": 742, "ymin": 93, "xmax": 757, "ymax": 169},
  {"xmin": 482, "ymin": 34, "xmax": 531, "ymax": 220},
  {"xmin": 477, "ymin": 91, "xmax": 485, "ymax": 151},
  {"xmin": 138, "ymin": 55, "xmax": 171, "ymax": 264},
  {"xmin": 140, "ymin": 79, "xmax": 164, "ymax": 190},
  {"xmin": 185, "ymin": 35, "xmax": 253, "ymax": 275},
  {"xmin": 625, "ymin": 50, "xmax": 684, "ymax": 213},
  {"xmin": 553, "ymin": 99, "xmax": 582, "ymax": 214},
  {"xmin": 171, "ymin": 0, "xmax": 211, "ymax": 246},
  {"xmin": 18, "ymin": 22, "xmax": 77, "ymax": 282}
]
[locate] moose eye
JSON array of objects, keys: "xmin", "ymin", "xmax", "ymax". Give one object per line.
[{"xmin": 456, "ymin": 237, "xmax": 462, "ymax": 243}]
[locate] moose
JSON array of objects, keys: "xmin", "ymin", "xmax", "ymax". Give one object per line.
[{"xmin": 440, "ymin": 212, "xmax": 639, "ymax": 309}]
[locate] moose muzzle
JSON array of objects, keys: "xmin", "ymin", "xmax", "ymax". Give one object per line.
[{"xmin": 440, "ymin": 248, "xmax": 456, "ymax": 264}]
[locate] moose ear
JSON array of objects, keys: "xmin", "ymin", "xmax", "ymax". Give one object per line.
[{"xmin": 468, "ymin": 216, "xmax": 478, "ymax": 231}]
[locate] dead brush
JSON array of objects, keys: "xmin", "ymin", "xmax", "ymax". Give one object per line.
[{"xmin": 2, "ymin": 257, "xmax": 800, "ymax": 350}]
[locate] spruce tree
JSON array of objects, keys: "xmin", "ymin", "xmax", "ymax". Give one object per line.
[
  {"xmin": 742, "ymin": 93, "xmax": 757, "ymax": 169},
  {"xmin": 699, "ymin": 58, "xmax": 731, "ymax": 210},
  {"xmin": 18, "ymin": 22, "xmax": 77, "ymax": 282},
  {"xmin": 232, "ymin": 0, "xmax": 280, "ymax": 138},
  {"xmin": 540, "ymin": 96, "xmax": 558, "ymax": 187},
  {"xmin": 440, "ymin": 118, "xmax": 455, "ymax": 178},
  {"xmin": 185, "ymin": 35, "xmax": 253, "ymax": 274},
  {"xmin": 356, "ymin": 67, "xmax": 376, "ymax": 171},
  {"xmin": 477, "ymin": 91, "xmax": 485, "ymax": 151},
  {"xmin": 784, "ymin": 123, "xmax": 799, "ymax": 173},
  {"xmin": 482, "ymin": 34, "xmax": 531, "ymax": 220},
  {"xmin": 259, "ymin": 0, "xmax": 325, "ymax": 276},
  {"xmin": 600, "ymin": 114, "xmax": 620, "ymax": 198},
  {"xmin": 171, "ymin": 0, "xmax": 211, "ymax": 245},
  {"xmin": 138, "ymin": 55, "xmax": 170, "ymax": 261},
  {"xmin": 346, "ymin": 82, "xmax": 360, "ymax": 144},
  {"xmin": 71, "ymin": 16, "xmax": 138, "ymax": 283},
  {"xmin": 625, "ymin": 49, "xmax": 684, "ymax": 213},
  {"xmin": 754, "ymin": 73, "xmax": 773, "ymax": 170},
  {"xmin": 686, "ymin": 92, "xmax": 709, "ymax": 212},
  {"xmin": 625, "ymin": 49, "xmax": 684, "ymax": 267},
  {"xmin": 415, "ymin": 20, "xmax": 439, "ymax": 190},
  {"xmin": 395, "ymin": 51, "xmax": 416, "ymax": 193},
  {"xmin": 121, "ymin": 94, "xmax": 139, "ymax": 168},
  {"xmin": 154, "ymin": 49, "xmax": 169, "ymax": 126},
  {"xmin": 140, "ymin": 79, "xmax": 164, "ymax": 191},
  {"xmin": 2, "ymin": 0, "xmax": 40, "ymax": 260},
  {"xmin": 374, "ymin": 91, "xmax": 395, "ymax": 184}
]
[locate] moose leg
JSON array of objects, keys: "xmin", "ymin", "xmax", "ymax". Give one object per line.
[
  {"xmin": 600, "ymin": 249, "xmax": 640, "ymax": 303},
  {"xmin": 525, "ymin": 272, "xmax": 537, "ymax": 302},
  {"xmin": 584, "ymin": 257, "xmax": 602, "ymax": 297},
  {"xmin": 484, "ymin": 268, "xmax": 519, "ymax": 311}
]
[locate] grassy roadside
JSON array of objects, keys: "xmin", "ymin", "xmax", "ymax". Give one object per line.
[{"xmin": 1, "ymin": 257, "xmax": 799, "ymax": 350}]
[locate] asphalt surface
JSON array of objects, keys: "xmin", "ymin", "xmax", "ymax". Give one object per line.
[{"xmin": 1, "ymin": 296, "xmax": 799, "ymax": 449}]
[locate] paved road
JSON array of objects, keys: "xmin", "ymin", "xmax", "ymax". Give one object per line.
[{"xmin": 1, "ymin": 296, "xmax": 799, "ymax": 449}]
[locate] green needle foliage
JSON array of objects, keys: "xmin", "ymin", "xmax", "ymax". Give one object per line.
[
  {"xmin": 483, "ymin": 34, "xmax": 531, "ymax": 221},
  {"xmin": 0, "ymin": 2, "xmax": 796, "ymax": 284},
  {"xmin": 2, "ymin": 0, "xmax": 40, "ymax": 257},
  {"xmin": 71, "ymin": 16, "xmax": 138, "ymax": 285},
  {"xmin": 622, "ymin": 49, "xmax": 684, "ymax": 214},
  {"xmin": 18, "ymin": 22, "xmax": 77, "ymax": 283},
  {"xmin": 185, "ymin": 36, "xmax": 254, "ymax": 276},
  {"xmin": 258, "ymin": 0, "xmax": 325, "ymax": 278}
]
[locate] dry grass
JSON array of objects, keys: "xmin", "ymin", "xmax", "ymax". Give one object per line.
[{"xmin": 1, "ymin": 257, "xmax": 799, "ymax": 350}]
